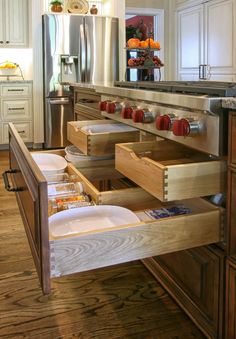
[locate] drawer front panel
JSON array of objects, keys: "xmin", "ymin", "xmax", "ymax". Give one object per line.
[
  {"xmin": 8, "ymin": 123, "xmax": 50, "ymax": 294},
  {"xmin": 2, "ymin": 99, "xmax": 31, "ymax": 120},
  {"xmin": 75, "ymin": 105, "xmax": 103, "ymax": 120},
  {"xmin": 115, "ymin": 140, "xmax": 226, "ymax": 201},
  {"xmin": 3, "ymin": 122, "xmax": 32, "ymax": 143},
  {"xmin": 50, "ymin": 205, "xmax": 221, "ymax": 278},
  {"xmin": 1, "ymin": 84, "xmax": 31, "ymax": 96}
]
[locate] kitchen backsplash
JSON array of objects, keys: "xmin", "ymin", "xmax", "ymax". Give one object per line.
[{"xmin": 0, "ymin": 49, "xmax": 33, "ymax": 80}]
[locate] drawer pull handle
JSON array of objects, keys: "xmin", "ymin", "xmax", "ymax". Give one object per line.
[
  {"xmin": 2, "ymin": 170, "xmax": 23, "ymax": 192},
  {"xmin": 7, "ymin": 89, "xmax": 24, "ymax": 92},
  {"xmin": 78, "ymin": 98, "xmax": 96, "ymax": 103},
  {"xmin": 8, "ymin": 108, "xmax": 25, "ymax": 111}
]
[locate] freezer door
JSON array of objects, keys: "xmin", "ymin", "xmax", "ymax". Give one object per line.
[
  {"xmin": 44, "ymin": 97, "xmax": 74, "ymax": 148},
  {"xmin": 84, "ymin": 16, "xmax": 119, "ymax": 83}
]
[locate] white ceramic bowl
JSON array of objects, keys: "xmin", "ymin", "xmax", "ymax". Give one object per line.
[
  {"xmin": 31, "ymin": 153, "xmax": 67, "ymax": 177},
  {"xmin": 0, "ymin": 68, "xmax": 17, "ymax": 75},
  {"xmin": 65, "ymin": 145, "xmax": 114, "ymax": 165},
  {"xmin": 49, "ymin": 205, "xmax": 140, "ymax": 237}
]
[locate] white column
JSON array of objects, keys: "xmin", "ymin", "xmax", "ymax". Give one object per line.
[
  {"xmin": 103, "ymin": 0, "xmax": 126, "ymax": 81},
  {"xmin": 31, "ymin": 0, "xmax": 44, "ymax": 146}
]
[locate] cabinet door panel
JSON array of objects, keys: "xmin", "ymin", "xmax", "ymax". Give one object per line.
[
  {"xmin": 225, "ymin": 258, "xmax": 236, "ymax": 339},
  {"xmin": 0, "ymin": 0, "xmax": 4, "ymax": 44},
  {"xmin": 206, "ymin": 0, "xmax": 233, "ymax": 70},
  {"xmin": 5, "ymin": 0, "xmax": 28, "ymax": 47},
  {"xmin": 143, "ymin": 247, "xmax": 223, "ymax": 338},
  {"xmin": 229, "ymin": 113, "xmax": 236, "ymax": 167},
  {"xmin": 228, "ymin": 169, "xmax": 236, "ymax": 255},
  {"xmin": 177, "ymin": 5, "xmax": 204, "ymax": 79}
]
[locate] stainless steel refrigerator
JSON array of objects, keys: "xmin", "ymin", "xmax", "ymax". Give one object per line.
[{"xmin": 42, "ymin": 14, "xmax": 119, "ymax": 148}]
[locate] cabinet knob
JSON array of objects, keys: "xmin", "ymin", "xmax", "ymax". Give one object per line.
[
  {"xmin": 156, "ymin": 114, "xmax": 174, "ymax": 131},
  {"xmin": 172, "ymin": 119, "xmax": 190, "ymax": 136},
  {"xmin": 98, "ymin": 101, "xmax": 108, "ymax": 111},
  {"xmin": 172, "ymin": 118, "xmax": 201, "ymax": 136},
  {"xmin": 106, "ymin": 101, "xmax": 122, "ymax": 114},
  {"xmin": 121, "ymin": 106, "xmax": 134, "ymax": 119}
]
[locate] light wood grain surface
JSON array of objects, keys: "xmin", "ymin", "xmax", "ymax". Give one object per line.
[{"xmin": 0, "ymin": 150, "xmax": 206, "ymax": 339}]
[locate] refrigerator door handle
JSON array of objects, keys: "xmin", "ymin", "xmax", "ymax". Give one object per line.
[
  {"xmin": 80, "ymin": 23, "xmax": 86, "ymax": 82},
  {"xmin": 85, "ymin": 23, "xmax": 91, "ymax": 82},
  {"xmin": 49, "ymin": 98, "xmax": 71, "ymax": 105}
]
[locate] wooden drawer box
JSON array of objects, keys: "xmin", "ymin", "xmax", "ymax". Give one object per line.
[
  {"xmin": 66, "ymin": 159, "xmax": 157, "ymax": 210},
  {"xmin": 7, "ymin": 123, "xmax": 223, "ymax": 294},
  {"xmin": 115, "ymin": 140, "xmax": 226, "ymax": 202},
  {"xmin": 67, "ymin": 120, "xmax": 140, "ymax": 156}
]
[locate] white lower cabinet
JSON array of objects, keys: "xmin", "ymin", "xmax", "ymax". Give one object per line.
[{"xmin": 0, "ymin": 82, "xmax": 33, "ymax": 145}]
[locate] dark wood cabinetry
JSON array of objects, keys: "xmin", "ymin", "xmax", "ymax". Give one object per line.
[
  {"xmin": 229, "ymin": 112, "xmax": 236, "ymax": 167},
  {"xmin": 225, "ymin": 112, "xmax": 236, "ymax": 339},
  {"xmin": 143, "ymin": 246, "xmax": 224, "ymax": 338},
  {"xmin": 143, "ymin": 111, "xmax": 236, "ymax": 338},
  {"xmin": 228, "ymin": 112, "xmax": 236, "ymax": 255},
  {"xmin": 225, "ymin": 256, "xmax": 236, "ymax": 339},
  {"xmin": 74, "ymin": 87, "xmax": 103, "ymax": 121}
]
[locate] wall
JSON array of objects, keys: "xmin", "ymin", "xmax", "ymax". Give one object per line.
[
  {"xmin": 0, "ymin": 49, "xmax": 33, "ymax": 80},
  {"xmin": 126, "ymin": 0, "xmax": 166, "ymax": 7}
]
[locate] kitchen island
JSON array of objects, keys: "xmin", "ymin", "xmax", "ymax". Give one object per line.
[{"xmin": 4, "ymin": 81, "xmax": 235, "ymax": 338}]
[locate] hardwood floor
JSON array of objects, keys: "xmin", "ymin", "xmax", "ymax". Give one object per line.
[{"xmin": 0, "ymin": 150, "xmax": 206, "ymax": 339}]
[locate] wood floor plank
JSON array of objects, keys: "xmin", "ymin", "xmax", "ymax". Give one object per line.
[{"xmin": 0, "ymin": 150, "xmax": 206, "ymax": 339}]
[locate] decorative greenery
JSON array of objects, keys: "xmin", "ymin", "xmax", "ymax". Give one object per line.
[
  {"xmin": 126, "ymin": 25, "xmax": 137, "ymax": 41},
  {"xmin": 50, "ymin": 0, "xmax": 63, "ymax": 4}
]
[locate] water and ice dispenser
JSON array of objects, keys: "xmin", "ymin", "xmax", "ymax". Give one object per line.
[{"xmin": 60, "ymin": 55, "xmax": 78, "ymax": 83}]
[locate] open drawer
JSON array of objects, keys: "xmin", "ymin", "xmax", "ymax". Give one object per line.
[
  {"xmin": 67, "ymin": 120, "xmax": 140, "ymax": 156},
  {"xmin": 7, "ymin": 123, "xmax": 223, "ymax": 294},
  {"xmin": 115, "ymin": 140, "xmax": 227, "ymax": 202}
]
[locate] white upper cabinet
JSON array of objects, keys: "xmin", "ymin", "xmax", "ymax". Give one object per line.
[
  {"xmin": 0, "ymin": 0, "xmax": 28, "ymax": 47},
  {"xmin": 177, "ymin": 0, "xmax": 236, "ymax": 81}
]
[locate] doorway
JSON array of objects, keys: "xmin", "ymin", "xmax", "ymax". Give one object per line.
[{"xmin": 125, "ymin": 7, "xmax": 164, "ymax": 82}]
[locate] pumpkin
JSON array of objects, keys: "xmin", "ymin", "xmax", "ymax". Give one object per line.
[
  {"xmin": 127, "ymin": 38, "xmax": 140, "ymax": 48},
  {"xmin": 152, "ymin": 41, "xmax": 161, "ymax": 50},
  {"xmin": 139, "ymin": 40, "xmax": 149, "ymax": 49}
]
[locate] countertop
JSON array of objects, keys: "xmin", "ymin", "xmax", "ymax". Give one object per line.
[
  {"xmin": 70, "ymin": 82, "xmax": 114, "ymax": 89},
  {"xmin": 222, "ymin": 97, "xmax": 236, "ymax": 110}
]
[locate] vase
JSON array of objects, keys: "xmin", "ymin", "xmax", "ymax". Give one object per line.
[
  {"xmin": 50, "ymin": 3, "xmax": 63, "ymax": 12},
  {"xmin": 90, "ymin": 5, "xmax": 98, "ymax": 15}
]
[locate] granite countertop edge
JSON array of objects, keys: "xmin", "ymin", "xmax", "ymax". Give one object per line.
[{"xmin": 222, "ymin": 98, "xmax": 236, "ymax": 109}]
